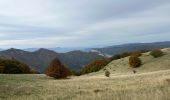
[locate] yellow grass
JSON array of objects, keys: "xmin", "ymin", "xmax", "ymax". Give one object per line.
[{"xmin": 1, "ymin": 70, "xmax": 170, "ymax": 100}]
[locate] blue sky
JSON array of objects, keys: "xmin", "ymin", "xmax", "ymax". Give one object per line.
[{"xmin": 0, "ymin": 0, "xmax": 170, "ymax": 48}]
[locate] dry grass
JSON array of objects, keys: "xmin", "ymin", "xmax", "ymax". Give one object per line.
[{"xmin": 1, "ymin": 70, "xmax": 170, "ymax": 100}]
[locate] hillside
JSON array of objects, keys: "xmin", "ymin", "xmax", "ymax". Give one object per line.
[
  {"xmin": 0, "ymin": 48, "xmax": 104, "ymax": 73},
  {"xmin": 90, "ymin": 48, "xmax": 170, "ymax": 77},
  {"xmin": 1, "ymin": 69, "xmax": 170, "ymax": 100}
]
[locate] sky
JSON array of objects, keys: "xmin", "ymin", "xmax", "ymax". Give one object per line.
[{"xmin": 0, "ymin": 0, "xmax": 170, "ymax": 49}]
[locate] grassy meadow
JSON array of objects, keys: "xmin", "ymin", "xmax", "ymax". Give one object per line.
[{"xmin": 1, "ymin": 70, "xmax": 170, "ymax": 100}]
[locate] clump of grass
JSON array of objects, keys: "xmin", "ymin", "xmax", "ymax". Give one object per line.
[
  {"xmin": 133, "ymin": 70, "xmax": 137, "ymax": 74},
  {"xmin": 150, "ymin": 49, "xmax": 164, "ymax": 58},
  {"xmin": 165, "ymin": 78, "xmax": 170, "ymax": 83},
  {"xmin": 94, "ymin": 89, "xmax": 102, "ymax": 93},
  {"xmin": 105, "ymin": 70, "xmax": 110, "ymax": 77}
]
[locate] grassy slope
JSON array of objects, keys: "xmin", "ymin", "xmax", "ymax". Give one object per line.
[
  {"xmin": 88, "ymin": 48, "xmax": 170, "ymax": 77},
  {"xmin": 1, "ymin": 71, "xmax": 170, "ymax": 100},
  {"xmin": 1, "ymin": 48, "xmax": 170, "ymax": 100}
]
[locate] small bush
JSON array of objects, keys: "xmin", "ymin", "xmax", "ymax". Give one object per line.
[
  {"xmin": 129, "ymin": 56, "xmax": 141, "ymax": 68},
  {"xmin": 166, "ymin": 78, "xmax": 170, "ymax": 83},
  {"xmin": 150, "ymin": 49, "xmax": 164, "ymax": 58},
  {"xmin": 105, "ymin": 70, "xmax": 110, "ymax": 77},
  {"xmin": 94, "ymin": 89, "xmax": 102, "ymax": 93},
  {"xmin": 133, "ymin": 70, "xmax": 137, "ymax": 74},
  {"xmin": 82, "ymin": 59, "xmax": 110, "ymax": 74}
]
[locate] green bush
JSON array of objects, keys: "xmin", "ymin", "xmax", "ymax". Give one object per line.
[
  {"xmin": 150, "ymin": 49, "xmax": 164, "ymax": 58},
  {"xmin": 0, "ymin": 58, "xmax": 32, "ymax": 74},
  {"xmin": 129, "ymin": 56, "xmax": 141, "ymax": 68}
]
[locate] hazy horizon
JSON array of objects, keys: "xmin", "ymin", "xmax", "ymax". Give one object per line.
[
  {"xmin": 0, "ymin": 41, "xmax": 169, "ymax": 50},
  {"xmin": 0, "ymin": 0, "xmax": 170, "ymax": 48}
]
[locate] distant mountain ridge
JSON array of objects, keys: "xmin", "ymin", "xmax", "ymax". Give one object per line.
[
  {"xmin": 93, "ymin": 41, "xmax": 170, "ymax": 55},
  {"xmin": 0, "ymin": 41, "xmax": 170, "ymax": 73},
  {"xmin": 0, "ymin": 48, "xmax": 104, "ymax": 73},
  {"xmin": 24, "ymin": 47, "xmax": 89, "ymax": 53}
]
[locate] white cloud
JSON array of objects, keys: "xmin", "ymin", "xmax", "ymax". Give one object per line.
[
  {"xmin": 0, "ymin": 36, "xmax": 78, "ymax": 48},
  {"xmin": 0, "ymin": 0, "xmax": 170, "ymax": 48}
]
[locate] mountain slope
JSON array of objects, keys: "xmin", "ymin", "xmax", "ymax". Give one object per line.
[
  {"xmin": 24, "ymin": 47, "xmax": 88, "ymax": 53},
  {"xmin": 92, "ymin": 48, "xmax": 170, "ymax": 76},
  {"xmin": 57, "ymin": 50, "xmax": 105, "ymax": 70},
  {"xmin": 0, "ymin": 48, "xmax": 104, "ymax": 73}
]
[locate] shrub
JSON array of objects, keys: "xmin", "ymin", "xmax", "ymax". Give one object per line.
[
  {"xmin": 105, "ymin": 70, "xmax": 110, "ymax": 77},
  {"xmin": 82, "ymin": 59, "xmax": 110, "ymax": 74},
  {"xmin": 0, "ymin": 58, "xmax": 32, "ymax": 74},
  {"xmin": 46, "ymin": 58, "xmax": 71, "ymax": 79},
  {"xmin": 150, "ymin": 49, "xmax": 164, "ymax": 58},
  {"xmin": 129, "ymin": 56, "xmax": 141, "ymax": 68},
  {"xmin": 94, "ymin": 89, "xmax": 102, "ymax": 93},
  {"xmin": 133, "ymin": 70, "xmax": 137, "ymax": 74}
]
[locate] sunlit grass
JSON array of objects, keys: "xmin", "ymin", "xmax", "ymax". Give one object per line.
[{"xmin": 0, "ymin": 70, "xmax": 170, "ymax": 100}]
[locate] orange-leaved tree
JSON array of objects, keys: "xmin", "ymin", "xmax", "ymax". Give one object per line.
[{"xmin": 46, "ymin": 58, "xmax": 71, "ymax": 79}]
